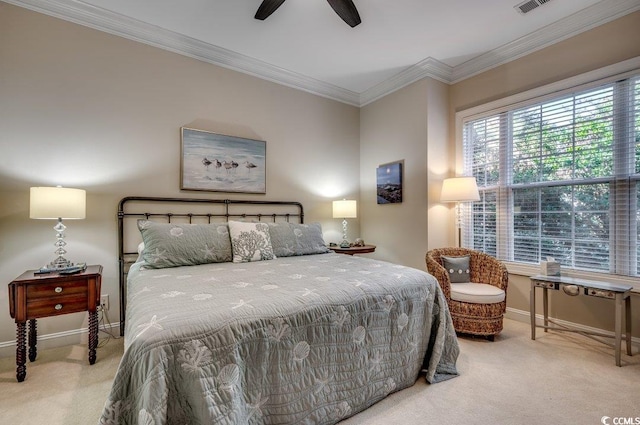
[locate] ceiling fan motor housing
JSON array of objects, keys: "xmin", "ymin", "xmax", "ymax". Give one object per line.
[{"xmin": 255, "ymin": 0, "xmax": 361, "ymax": 27}]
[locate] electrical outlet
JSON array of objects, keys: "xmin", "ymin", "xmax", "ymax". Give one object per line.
[{"xmin": 100, "ymin": 295, "xmax": 109, "ymax": 311}]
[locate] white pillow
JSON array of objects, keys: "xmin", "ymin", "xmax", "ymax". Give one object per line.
[
  {"xmin": 228, "ymin": 221, "xmax": 276, "ymax": 263},
  {"xmin": 135, "ymin": 242, "xmax": 145, "ymax": 263}
]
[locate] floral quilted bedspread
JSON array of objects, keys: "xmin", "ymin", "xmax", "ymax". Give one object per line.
[{"xmin": 99, "ymin": 253, "xmax": 459, "ymax": 424}]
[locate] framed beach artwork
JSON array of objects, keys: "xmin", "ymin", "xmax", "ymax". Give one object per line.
[
  {"xmin": 376, "ymin": 160, "xmax": 403, "ymax": 204},
  {"xmin": 181, "ymin": 127, "xmax": 266, "ymax": 194}
]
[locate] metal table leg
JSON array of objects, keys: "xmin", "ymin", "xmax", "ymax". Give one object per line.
[
  {"xmin": 530, "ymin": 281, "xmax": 536, "ymax": 340},
  {"xmin": 625, "ymin": 295, "xmax": 632, "ymax": 356},
  {"xmin": 615, "ymin": 293, "xmax": 623, "ymax": 367},
  {"xmin": 543, "ymin": 287, "xmax": 549, "ymax": 332}
]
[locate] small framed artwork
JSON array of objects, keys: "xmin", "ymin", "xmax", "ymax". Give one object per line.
[
  {"xmin": 376, "ymin": 160, "xmax": 403, "ymax": 204},
  {"xmin": 181, "ymin": 127, "xmax": 266, "ymax": 194}
]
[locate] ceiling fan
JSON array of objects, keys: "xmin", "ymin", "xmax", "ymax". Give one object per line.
[{"xmin": 255, "ymin": 0, "xmax": 361, "ymax": 28}]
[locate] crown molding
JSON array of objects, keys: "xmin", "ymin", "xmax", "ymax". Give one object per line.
[
  {"xmin": 359, "ymin": 57, "xmax": 452, "ymax": 106},
  {"xmin": 449, "ymin": 0, "xmax": 640, "ymax": 83},
  {"xmin": 4, "ymin": 0, "xmax": 639, "ymax": 107},
  {"xmin": 3, "ymin": 0, "xmax": 361, "ymax": 106},
  {"xmin": 359, "ymin": 0, "xmax": 640, "ymax": 103}
]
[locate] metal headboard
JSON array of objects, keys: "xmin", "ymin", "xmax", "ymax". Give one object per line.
[{"xmin": 117, "ymin": 196, "xmax": 304, "ymax": 336}]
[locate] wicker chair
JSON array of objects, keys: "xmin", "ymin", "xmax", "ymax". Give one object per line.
[{"xmin": 426, "ymin": 247, "xmax": 508, "ymax": 340}]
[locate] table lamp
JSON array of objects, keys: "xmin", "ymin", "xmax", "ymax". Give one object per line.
[
  {"xmin": 440, "ymin": 177, "xmax": 480, "ymax": 247},
  {"xmin": 30, "ymin": 186, "xmax": 86, "ymax": 270},
  {"xmin": 333, "ymin": 199, "xmax": 357, "ymax": 248}
]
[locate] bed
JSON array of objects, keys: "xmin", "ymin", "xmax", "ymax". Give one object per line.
[{"xmin": 100, "ymin": 197, "xmax": 459, "ymax": 425}]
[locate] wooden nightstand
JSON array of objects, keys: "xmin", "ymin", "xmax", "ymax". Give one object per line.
[
  {"xmin": 8, "ymin": 265, "xmax": 102, "ymax": 382},
  {"xmin": 329, "ymin": 245, "xmax": 376, "ymax": 255}
]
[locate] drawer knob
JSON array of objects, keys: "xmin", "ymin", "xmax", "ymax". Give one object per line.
[
  {"xmin": 55, "ymin": 286, "xmax": 63, "ymax": 293},
  {"xmin": 54, "ymin": 304, "xmax": 63, "ymax": 311}
]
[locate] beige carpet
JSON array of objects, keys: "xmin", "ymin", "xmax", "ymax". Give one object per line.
[{"xmin": 0, "ymin": 319, "xmax": 637, "ymax": 424}]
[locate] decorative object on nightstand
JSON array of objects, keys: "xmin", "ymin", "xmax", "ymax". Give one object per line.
[
  {"xmin": 440, "ymin": 177, "xmax": 480, "ymax": 247},
  {"xmin": 8, "ymin": 265, "xmax": 103, "ymax": 382},
  {"xmin": 329, "ymin": 244, "xmax": 376, "ymax": 256},
  {"xmin": 30, "ymin": 186, "xmax": 86, "ymax": 271},
  {"xmin": 333, "ymin": 199, "xmax": 357, "ymax": 248}
]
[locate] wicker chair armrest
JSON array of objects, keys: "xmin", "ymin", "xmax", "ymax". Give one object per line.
[
  {"xmin": 425, "ymin": 253, "xmax": 452, "ymax": 300},
  {"xmin": 469, "ymin": 251, "xmax": 509, "ymax": 291}
]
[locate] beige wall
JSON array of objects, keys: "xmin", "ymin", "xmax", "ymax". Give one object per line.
[
  {"xmin": 0, "ymin": 4, "xmax": 360, "ymax": 352},
  {"xmin": 359, "ymin": 77, "xmax": 451, "ymax": 271},
  {"xmin": 449, "ymin": 11, "xmax": 640, "ymax": 337},
  {"xmin": 450, "ymin": 12, "xmax": 640, "ymax": 114},
  {"xmin": 1, "ymin": 3, "xmax": 638, "ymax": 355},
  {"xmin": 425, "ymin": 79, "xmax": 453, "ymax": 250},
  {"xmin": 359, "ymin": 79, "xmax": 426, "ymax": 270}
]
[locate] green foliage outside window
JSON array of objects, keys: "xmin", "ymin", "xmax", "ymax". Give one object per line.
[{"xmin": 465, "ymin": 77, "xmax": 640, "ymax": 276}]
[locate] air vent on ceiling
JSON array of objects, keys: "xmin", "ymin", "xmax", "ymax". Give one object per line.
[{"xmin": 515, "ymin": 0, "xmax": 552, "ymax": 15}]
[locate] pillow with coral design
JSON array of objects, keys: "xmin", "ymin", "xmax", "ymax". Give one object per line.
[{"xmin": 228, "ymin": 220, "xmax": 276, "ymax": 263}]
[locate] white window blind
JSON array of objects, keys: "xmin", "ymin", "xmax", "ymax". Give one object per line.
[{"xmin": 462, "ymin": 74, "xmax": 640, "ymax": 277}]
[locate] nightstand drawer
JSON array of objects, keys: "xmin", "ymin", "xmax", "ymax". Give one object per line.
[
  {"xmin": 26, "ymin": 279, "xmax": 88, "ymax": 299},
  {"xmin": 27, "ymin": 295, "xmax": 88, "ymax": 318}
]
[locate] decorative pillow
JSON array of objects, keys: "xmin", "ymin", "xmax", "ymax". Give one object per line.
[
  {"xmin": 135, "ymin": 242, "xmax": 145, "ymax": 263},
  {"xmin": 268, "ymin": 222, "xmax": 330, "ymax": 257},
  {"xmin": 228, "ymin": 221, "xmax": 276, "ymax": 263},
  {"xmin": 442, "ymin": 255, "xmax": 471, "ymax": 283},
  {"xmin": 138, "ymin": 220, "xmax": 232, "ymax": 268}
]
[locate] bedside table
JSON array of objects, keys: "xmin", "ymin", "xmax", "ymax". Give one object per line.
[
  {"xmin": 329, "ymin": 245, "xmax": 376, "ymax": 255},
  {"xmin": 8, "ymin": 265, "xmax": 102, "ymax": 382}
]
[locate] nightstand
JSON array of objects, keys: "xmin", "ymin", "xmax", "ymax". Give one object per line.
[
  {"xmin": 329, "ymin": 245, "xmax": 376, "ymax": 255},
  {"xmin": 8, "ymin": 265, "xmax": 102, "ymax": 382}
]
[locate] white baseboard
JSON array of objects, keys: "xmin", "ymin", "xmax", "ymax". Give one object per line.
[
  {"xmin": 505, "ymin": 307, "xmax": 639, "ymax": 346},
  {"xmin": 0, "ymin": 322, "xmax": 120, "ymax": 359}
]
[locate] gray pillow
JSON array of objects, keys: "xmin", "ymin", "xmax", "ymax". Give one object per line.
[
  {"xmin": 268, "ymin": 222, "xmax": 330, "ymax": 257},
  {"xmin": 138, "ymin": 220, "xmax": 232, "ymax": 268},
  {"xmin": 228, "ymin": 221, "xmax": 276, "ymax": 263},
  {"xmin": 442, "ymin": 255, "xmax": 471, "ymax": 283}
]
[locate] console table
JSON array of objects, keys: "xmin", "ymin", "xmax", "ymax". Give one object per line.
[{"xmin": 529, "ymin": 274, "xmax": 632, "ymax": 366}]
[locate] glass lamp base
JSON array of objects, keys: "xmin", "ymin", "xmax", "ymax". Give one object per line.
[
  {"xmin": 340, "ymin": 218, "xmax": 351, "ymax": 248},
  {"xmin": 47, "ymin": 256, "xmax": 73, "ymax": 270},
  {"xmin": 43, "ymin": 218, "xmax": 76, "ymax": 271}
]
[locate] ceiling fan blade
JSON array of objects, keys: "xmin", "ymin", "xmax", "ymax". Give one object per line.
[
  {"xmin": 255, "ymin": 0, "xmax": 287, "ymax": 20},
  {"xmin": 326, "ymin": 0, "xmax": 361, "ymax": 27}
]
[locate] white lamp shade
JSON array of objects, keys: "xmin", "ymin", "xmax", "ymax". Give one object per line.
[
  {"xmin": 30, "ymin": 187, "xmax": 86, "ymax": 219},
  {"xmin": 333, "ymin": 199, "xmax": 357, "ymax": 218},
  {"xmin": 440, "ymin": 177, "xmax": 480, "ymax": 202}
]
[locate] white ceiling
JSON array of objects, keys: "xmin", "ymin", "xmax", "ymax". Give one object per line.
[{"xmin": 7, "ymin": 0, "xmax": 640, "ymax": 105}]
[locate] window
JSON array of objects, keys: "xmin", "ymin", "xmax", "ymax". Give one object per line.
[{"xmin": 462, "ymin": 72, "xmax": 640, "ymax": 278}]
